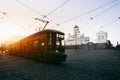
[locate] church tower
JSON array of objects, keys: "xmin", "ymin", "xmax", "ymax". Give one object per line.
[
  {"xmin": 73, "ymin": 25, "xmax": 80, "ymax": 38},
  {"xmin": 96, "ymin": 31, "xmax": 108, "ymax": 43},
  {"xmin": 65, "ymin": 25, "xmax": 90, "ymax": 45}
]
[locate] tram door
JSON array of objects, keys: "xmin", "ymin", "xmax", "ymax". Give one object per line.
[{"xmin": 39, "ymin": 36, "xmax": 46, "ymax": 60}]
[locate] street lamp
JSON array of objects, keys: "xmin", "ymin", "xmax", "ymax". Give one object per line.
[{"xmin": 74, "ymin": 25, "xmax": 78, "ymax": 52}]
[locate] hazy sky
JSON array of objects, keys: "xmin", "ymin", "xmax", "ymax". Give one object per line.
[{"xmin": 0, "ymin": 0, "xmax": 120, "ymax": 46}]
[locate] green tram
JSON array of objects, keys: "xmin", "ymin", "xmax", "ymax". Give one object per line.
[{"xmin": 8, "ymin": 29, "xmax": 67, "ymax": 63}]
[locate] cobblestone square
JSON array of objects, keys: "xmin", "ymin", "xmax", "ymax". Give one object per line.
[{"xmin": 0, "ymin": 49, "xmax": 120, "ymax": 80}]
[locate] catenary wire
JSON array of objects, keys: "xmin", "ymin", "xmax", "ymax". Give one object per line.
[
  {"xmin": 16, "ymin": 0, "xmax": 43, "ymax": 17},
  {"xmin": 42, "ymin": 0, "xmax": 70, "ymax": 19},
  {"xmin": 79, "ymin": 2, "xmax": 120, "ymax": 28},
  {"xmin": 60, "ymin": 0, "xmax": 119, "ymax": 25},
  {"xmin": 16, "ymin": 0, "xmax": 70, "ymax": 28}
]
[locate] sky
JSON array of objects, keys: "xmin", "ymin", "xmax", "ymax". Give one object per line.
[{"xmin": 0, "ymin": 0, "xmax": 120, "ymax": 46}]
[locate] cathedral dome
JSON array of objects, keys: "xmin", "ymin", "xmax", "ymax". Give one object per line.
[{"xmin": 74, "ymin": 25, "xmax": 79, "ymax": 28}]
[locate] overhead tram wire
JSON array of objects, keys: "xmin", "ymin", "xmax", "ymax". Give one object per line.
[
  {"xmin": 16, "ymin": 0, "xmax": 43, "ymax": 17},
  {"xmin": 26, "ymin": 21, "xmax": 38, "ymax": 31},
  {"xmin": 54, "ymin": 0, "xmax": 120, "ymax": 33},
  {"xmin": 0, "ymin": 11, "xmax": 6, "ymax": 23},
  {"xmin": 16, "ymin": 0, "xmax": 50, "ymax": 30},
  {"xmin": 91, "ymin": 2, "xmax": 120, "ymax": 32},
  {"xmin": 39, "ymin": 0, "xmax": 70, "ymax": 29},
  {"xmin": 93, "ymin": 2, "xmax": 120, "ymax": 19},
  {"xmin": 4, "ymin": 13, "xmax": 24, "ymax": 27},
  {"xmin": 80, "ymin": 18, "xmax": 93, "ymax": 28},
  {"xmin": 60, "ymin": 0, "xmax": 119, "ymax": 25},
  {"xmin": 80, "ymin": 2, "xmax": 120, "ymax": 28},
  {"xmin": 0, "ymin": 11, "xmax": 26, "ymax": 30},
  {"xmin": 4, "ymin": 13, "xmax": 41, "ymax": 33},
  {"xmin": 42, "ymin": 0, "xmax": 70, "ymax": 19},
  {"xmin": 0, "ymin": 11, "xmax": 23, "ymax": 27},
  {"xmin": 16, "ymin": 0, "xmax": 70, "ymax": 29},
  {"xmin": 42, "ymin": 0, "xmax": 70, "ymax": 27},
  {"xmin": 0, "ymin": 11, "xmax": 6, "ymax": 20},
  {"xmin": 39, "ymin": 0, "xmax": 70, "ymax": 28},
  {"xmin": 1, "ymin": 11, "xmax": 41, "ymax": 32},
  {"xmin": 101, "ymin": 17, "xmax": 120, "ymax": 28},
  {"xmin": 93, "ymin": 17, "xmax": 120, "ymax": 33}
]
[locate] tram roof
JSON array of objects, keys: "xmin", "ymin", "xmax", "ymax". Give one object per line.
[
  {"xmin": 21, "ymin": 29, "xmax": 64, "ymax": 41},
  {"xmin": 42, "ymin": 29, "xmax": 64, "ymax": 34}
]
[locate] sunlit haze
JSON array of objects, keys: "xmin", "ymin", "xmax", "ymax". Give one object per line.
[{"xmin": 0, "ymin": 0, "xmax": 120, "ymax": 46}]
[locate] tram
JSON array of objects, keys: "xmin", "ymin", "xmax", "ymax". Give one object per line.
[{"xmin": 8, "ymin": 29, "xmax": 67, "ymax": 63}]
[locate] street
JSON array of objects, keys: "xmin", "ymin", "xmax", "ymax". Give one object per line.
[{"xmin": 0, "ymin": 49, "xmax": 120, "ymax": 80}]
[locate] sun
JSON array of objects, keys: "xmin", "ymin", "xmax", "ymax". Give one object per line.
[
  {"xmin": 0, "ymin": 31, "xmax": 12, "ymax": 41},
  {"xmin": 0, "ymin": 25, "xmax": 23, "ymax": 43}
]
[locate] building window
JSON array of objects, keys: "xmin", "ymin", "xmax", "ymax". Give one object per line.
[
  {"xmin": 102, "ymin": 36, "xmax": 104, "ymax": 39},
  {"xmin": 99, "ymin": 36, "xmax": 101, "ymax": 40}
]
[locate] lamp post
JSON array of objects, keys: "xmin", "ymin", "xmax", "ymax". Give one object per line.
[
  {"xmin": 75, "ymin": 32, "xmax": 77, "ymax": 52},
  {"xmin": 74, "ymin": 25, "xmax": 78, "ymax": 52}
]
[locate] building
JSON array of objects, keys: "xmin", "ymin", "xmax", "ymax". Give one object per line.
[
  {"xmin": 96, "ymin": 31, "xmax": 112, "ymax": 49},
  {"xmin": 65, "ymin": 25, "xmax": 90, "ymax": 45},
  {"xmin": 96, "ymin": 31, "xmax": 108, "ymax": 43},
  {"xmin": 65, "ymin": 27, "xmax": 112, "ymax": 50}
]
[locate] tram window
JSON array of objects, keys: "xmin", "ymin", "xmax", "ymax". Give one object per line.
[
  {"xmin": 48, "ymin": 33, "xmax": 52, "ymax": 49},
  {"xmin": 61, "ymin": 40, "xmax": 65, "ymax": 46},
  {"xmin": 33, "ymin": 40, "xmax": 38, "ymax": 50},
  {"xmin": 56, "ymin": 33, "xmax": 64, "ymax": 46},
  {"xmin": 49, "ymin": 34, "xmax": 52, "ymax": 45},
  {"xmin": 28, "ymin": 41, "xmax": 32, "ymax": 49},
  {"xmin": 57, "ymin": 34, "xmax": 64, "ymax": 39}
]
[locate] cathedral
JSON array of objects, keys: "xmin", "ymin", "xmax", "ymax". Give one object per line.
[
  {"xmin": 65, "ymin": 25, "xmax": 90, "ymax": 45},
  {"xmin": 65, "ymin": 26, "xmax": 112, "ymax": 49}
]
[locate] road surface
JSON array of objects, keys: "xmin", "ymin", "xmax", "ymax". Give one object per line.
[{"xmin": 0, "ymin": 49, "xmax": 120, "ymax": 80}]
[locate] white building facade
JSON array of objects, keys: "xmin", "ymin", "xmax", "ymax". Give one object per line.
[
  {"xmin": 65, "ymin": 25, "xmax": 90, "ymax": 45},
  {"xmin": 96, "ymin": 31, "xmax": 108, "ymax": 43}
]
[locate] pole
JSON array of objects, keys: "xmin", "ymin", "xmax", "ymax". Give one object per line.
[{"xmin": 75, "ymin": 32, "xmax": 77, "ymax": 52}]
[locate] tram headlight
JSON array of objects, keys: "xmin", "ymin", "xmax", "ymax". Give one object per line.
[{"xmin": 56, "ymin": 50, "xmax": 59, "ymax": 52}]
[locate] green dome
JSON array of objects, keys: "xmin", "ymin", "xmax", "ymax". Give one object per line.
[{"xmin": 74, "ymin": 25, "xmax": 79, "ymax": 28}]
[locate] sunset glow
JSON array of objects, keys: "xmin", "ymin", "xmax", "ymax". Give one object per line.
[
  {"xmin": 0, "ymin": 0, "xmax": 120, "ymax": 46},
  {"xmin": 0, "ymin": 25, "xmax": 23, "ymax": 43}
]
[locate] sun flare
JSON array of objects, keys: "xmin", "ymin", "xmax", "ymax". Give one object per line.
[{"xmin": 0, "ymin": 25, "xmax": 23, "ymax": 43}]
